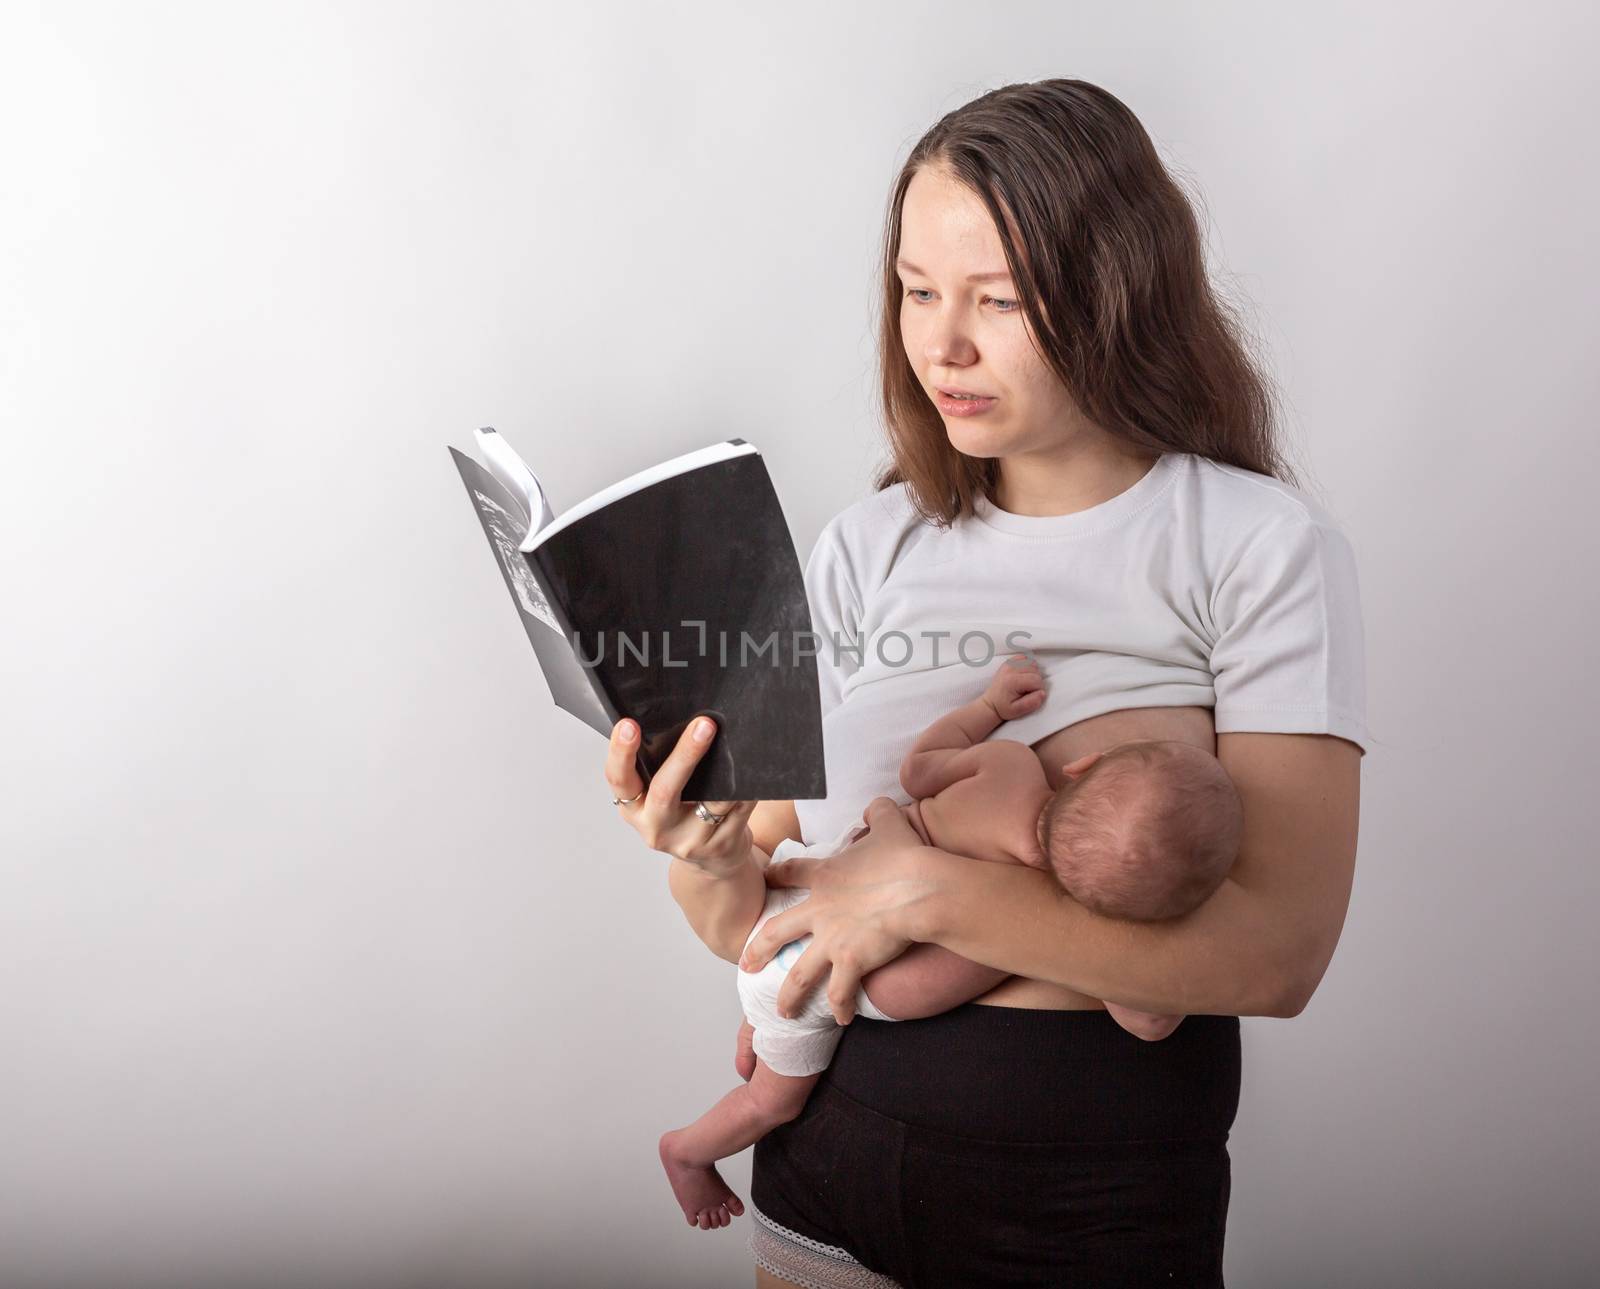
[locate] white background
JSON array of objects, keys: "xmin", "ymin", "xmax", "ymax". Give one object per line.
[{"xmin": 2, "ymin": 2, "xmax": 1596, "ymax": 1285}]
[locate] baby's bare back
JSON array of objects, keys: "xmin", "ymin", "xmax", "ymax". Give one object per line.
[
  {"xmin": 972, "ymin": 704, "xmax": 1218, "ymax": 1011},
  {"xmin": 915, "ymin": 740, "xmax": 1052, "ymax": 867}
]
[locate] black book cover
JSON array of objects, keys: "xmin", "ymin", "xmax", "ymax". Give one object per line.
[{"xmin": 449, "ymin": 432, "xmax": 826, "ymax": 804}]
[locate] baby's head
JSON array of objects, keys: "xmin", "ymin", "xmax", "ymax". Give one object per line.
[{"xmin": 1032, "ymin": 740, "xmax": 1242, "ymax": 921}]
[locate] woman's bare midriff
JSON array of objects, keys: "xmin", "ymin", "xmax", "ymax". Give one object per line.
[{"xmin": 969, "ymin": 704, "xmax": 1217, "ymax": 1011}]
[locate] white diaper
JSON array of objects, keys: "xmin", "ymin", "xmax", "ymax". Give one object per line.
[{"xmin": 736, "ymin": 822, "xmax": 897, "ymax": 1078}]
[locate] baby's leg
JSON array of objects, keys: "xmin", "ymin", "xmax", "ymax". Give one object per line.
[
  {"xmin": 859, "ymin": 943, "xmax": 1011, "ymax": 1021},
  {"xmin": 658, "ymin": 1059, "xmax": 820, "ymax": 1231},
  {"xmin": 1104, "ymin": 1002, "xmax": 1185, "ymax": 1042},
  {"xmin": 859, "ymin": 945, "xmax": 1186, "ymax": 1039}
]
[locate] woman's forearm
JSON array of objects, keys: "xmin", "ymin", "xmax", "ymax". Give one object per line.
[
  {"xmin": 667, "ymin": 846, "xmax": 769, "ymax": 965},
  {"xmin": 908, "ymin": 847, "xmax": 1302, "ymax": 1017}
]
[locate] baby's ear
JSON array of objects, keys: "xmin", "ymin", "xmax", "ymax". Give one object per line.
[{"xmin": 1061, "ymin": 752, "xmax": 1102, "ymax": 779}]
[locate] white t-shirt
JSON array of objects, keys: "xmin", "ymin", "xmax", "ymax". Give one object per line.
[{"xmin": 794, "ymin": 450, "xmax": 1368, "ymax": 846}]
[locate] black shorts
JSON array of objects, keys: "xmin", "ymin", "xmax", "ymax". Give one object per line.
[{"xmin": 751, "ymin": 1003, "xmax": 1241, "ymax": 1288}]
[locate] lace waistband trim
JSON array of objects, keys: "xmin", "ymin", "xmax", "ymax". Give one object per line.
[{"xmin": 747, "ymin": 1201, "xmax": 902, "ymax": 1288}]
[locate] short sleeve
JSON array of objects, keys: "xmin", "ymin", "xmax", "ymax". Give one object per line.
[
  {"xmin": 1209, "ymin": 515, "xmax": 1369, "ymax": 754},
  {"xmin": 802, "ymin": 520, "xmax": 864, "ymax": 722}
]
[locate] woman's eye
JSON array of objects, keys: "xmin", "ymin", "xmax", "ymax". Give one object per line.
[{"xmin": 903, "ymin": 288, "xmax": 1019, "ymax": 314}]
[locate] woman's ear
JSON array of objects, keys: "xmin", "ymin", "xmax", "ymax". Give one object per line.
[{"xmin": 1061, "ymin": 752, "xmax": 1102, "ymax": 779}]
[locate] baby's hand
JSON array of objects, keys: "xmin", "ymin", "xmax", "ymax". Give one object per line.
[{"xmin": 984, "ymin": 654, "xmax": 1047, "ymax": 721}]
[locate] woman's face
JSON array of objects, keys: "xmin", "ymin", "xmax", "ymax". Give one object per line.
[{"xmin": 896, "ymin": 164, "xmax": 1082, "ymax": 461}]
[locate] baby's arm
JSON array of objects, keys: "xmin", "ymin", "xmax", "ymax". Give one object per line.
[
  {"xmin": 872, "ymin": 658, "xmax": 1047, "ymax": 1012},
  {"xmin": 900, "ymin": 654, "xmax": 1046, "ymax": 798}
]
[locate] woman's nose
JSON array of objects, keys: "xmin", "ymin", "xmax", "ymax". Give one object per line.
[
  {"xmin": 924, "ymin": 314, "xmax": 977, "ymax": 367},
  {"xmin": 928, "ymin": 327, "xmax": 972, "ymax": 367}
]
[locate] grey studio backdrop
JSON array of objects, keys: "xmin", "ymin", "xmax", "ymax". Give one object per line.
[{"xmin": 2, "ymin": 3, "xmax": 1595, "ymax": 1287}]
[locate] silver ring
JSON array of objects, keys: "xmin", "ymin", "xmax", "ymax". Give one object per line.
[
  {"xmin": 611, "ymin": 790, "xmax": 643, "ymax": 806},
  {"xmin": 694, "ymin": 802, "xmax": 726, "ymax": 827}
]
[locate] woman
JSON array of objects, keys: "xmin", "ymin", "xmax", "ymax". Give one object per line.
[{"xmin": 606, "ymin": 78, "xmax": 1365, "ymax": 1288}]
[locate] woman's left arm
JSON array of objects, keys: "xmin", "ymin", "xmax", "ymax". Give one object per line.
[{"xmin": 742, "ymin": 730, "xmax": 1360, "ymax": 1023}]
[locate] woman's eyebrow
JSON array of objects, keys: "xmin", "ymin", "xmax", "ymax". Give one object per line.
[{"xmin": 895, "ymin": 258, "xmax": 1012, "ymax": 283}]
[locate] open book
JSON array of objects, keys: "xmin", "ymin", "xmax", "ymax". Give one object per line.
[{"xmin": 448, "ymin": 428, "xmax": 827, "ymax": 803}]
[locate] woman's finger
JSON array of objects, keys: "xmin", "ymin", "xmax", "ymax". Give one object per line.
[
  {"xmin": 762, "ymin": 856, "xmax": 819, "ymax": 889},
  {"xmin": 680, "ymin": 797, "xmax": 758, "ymax": 840},
  {"xmin": 824, "ymin": 953, "xmax": 865, "ymax": 1027},
  {"xmin": 604, "ymin": 719, "xmax": 645, "ymax": 802},
  {"xmin": 605, "ymin": 716, "xmax": 760, "ymax": 874},
  {"xmin": 858, "ymin": 795, "xmax": 916, "ymax": 838},
  {"xmin": 738, "ymin": 899, "xmax": 813, "ymax": 973},
  {"xmin": 695, "ymin": 797, "xmax": 750, "ymax": 820},
  {"xmin": 772, "ymin": 939, "xmax": 830, "ymax": 1021},
  {"xmin": 641, "ymin": 716, "xmax": 719, "ymax": 811}
]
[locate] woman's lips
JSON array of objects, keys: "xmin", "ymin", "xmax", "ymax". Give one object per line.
[{"xmin": 935, "ymin": 390, "xmax": 998, "ymax": 416}]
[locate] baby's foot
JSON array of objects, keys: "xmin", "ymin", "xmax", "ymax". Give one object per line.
[
  {"xmin": 659, "ymin": 1130, "xmax": 746, "ymax": 1230},
  {"xmin": 734, "ymin": 1020, "xmax": 756, "ymax": 1082}
]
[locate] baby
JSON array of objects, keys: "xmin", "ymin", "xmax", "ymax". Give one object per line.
[{"xmin": 658, "ymin": 654, "xmax": 1244, "ymax": 1230}]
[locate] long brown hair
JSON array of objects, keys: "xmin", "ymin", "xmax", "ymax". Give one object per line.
[{"xmin": 874, "ymin": 79, "xmax": 1297, "ymax": 526}]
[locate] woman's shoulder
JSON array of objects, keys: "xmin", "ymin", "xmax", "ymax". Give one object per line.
[
  {"xmin": 1165, "ymin": 455, "xmax": 1363, "ymax": 625},
  {"xmin": 1174, "ymin": 455, "xmax": 1368, "ymax": 752},
  {"xmin": 813, "ymin": 480, "xmax": 939, "ymax": 567},
  {"xmin": 1176, "ymin": 452, "xmax": 1354, "ymax": 544},
  {"xmin": 820, "ymin": 480, "xmax": 923, "ymax": 539}
]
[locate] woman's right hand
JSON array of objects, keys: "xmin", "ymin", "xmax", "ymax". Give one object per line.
[
  {"xmin": 741, "ymin": 796, "xmax": 934, "ymax": 1024},
  {"xmin": 604, "ymin": 716, "xmax": 759, "ymax": 878}
]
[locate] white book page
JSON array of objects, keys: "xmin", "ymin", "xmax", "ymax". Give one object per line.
[
  {"xmin": 519, "ymin": 438, "xmax": 757, "ymax": 554},
  {"xmin": 474, "ymin": 427, "xmax": 556, "ymax": 541}
]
